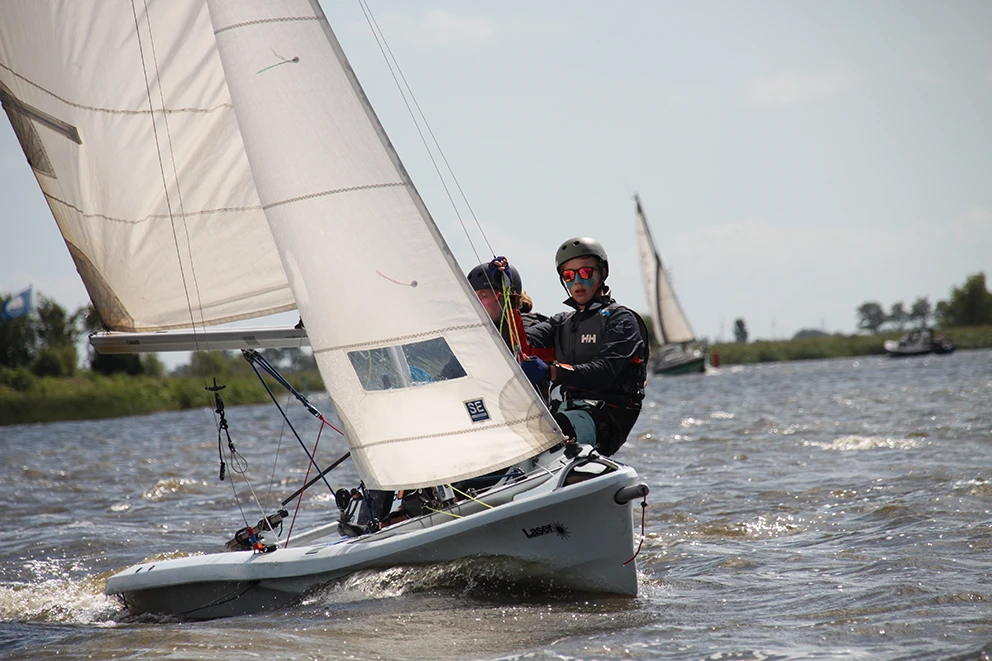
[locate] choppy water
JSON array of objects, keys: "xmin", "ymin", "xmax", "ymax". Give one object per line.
[{"xmin": 1, "ymin": 350, "xmax": 990, "ymax": 660}]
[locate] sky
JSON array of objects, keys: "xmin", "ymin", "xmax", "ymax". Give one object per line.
[{"xmin": 2, "ymin": 1, "xmax": 991, "ymax": 369}]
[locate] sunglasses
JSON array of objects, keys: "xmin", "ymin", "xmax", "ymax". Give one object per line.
[{"xmin": 561, "ymin": 266, "xmax": 598, "ymax": 283}]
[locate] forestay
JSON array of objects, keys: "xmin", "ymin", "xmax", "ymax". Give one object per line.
[
  {"xmin": 635, "ymin": 195, "xmax": 695, "ymax": 345},
  {"xmin": 0, "ymin": 1, "xmax": 295, "ymax": 331},
  {"xmin": 206, "ymin": 0, "xmax": 562, "ymax": 489}
]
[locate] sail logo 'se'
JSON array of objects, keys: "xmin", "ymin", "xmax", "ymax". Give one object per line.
[
  {"xmin": 464, "ymin": 398, "xmax": 490, "ymax": 423},
  {"xmin": 581, "ymin": 334, "xmax": 596, "ymax": 343}
]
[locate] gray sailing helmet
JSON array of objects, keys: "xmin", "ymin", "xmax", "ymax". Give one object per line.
[{"xmin": 555, "ymin": 236, "xmax": 609, "ymax": 279}]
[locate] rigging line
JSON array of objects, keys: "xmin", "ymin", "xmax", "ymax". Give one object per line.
[
  {"xmin": 263, "ymin": 336, "xmax": 309, "ymax": 511},
  {"xmin": 425, "ymin": 505, "xmax": 464, "ymax": 519},
  {"xmin": 623, "ymin": 497, "xmax": 648, "ymax": 566},
  {"xmin": 247, "ymin": 354, "xmax": 339, "ymax": 495},
  {"xmin": 240, "ymin": 355, "xmax": 333, "ymax": 544},
  {"xmin": 285, "ymin": 420, "xmax": 326, "ymax": 547},
  {"xmin": 356, "ymin": 0, "xmax": 492, "ymax": 265},
  {"xmin": 264, "ymin": 401, "xmax": 289, "ymax": 510},
  {"xmin": 276, "ymin": 336, "xmax": 317, "ymax": 506},
  {"xmin": 211, "ymin": 383, "xmax": 264, "ymax": 529},
  {"xmin": 448, "ymin": 484, "xmax": 494, "ymax": 509},
  {"xmin": 281, "ymin": 450, "xmax": 351, "ymax": 508},
  {"xmin": 228, "ymin": 443, "xmax": 273, "ymax": 538},
  {"xmin": 228, "ymin": 445, "xmax": 254, "ymax": 529},
  {"xmin": 500, "ymin": 274, "xmax": 524, "ymax": 359},
  {"xmin": 132, "ymin": 0, "xmax": 213, "ymax": 399},
  {"xmin": 218, "ymin": 412, "xmax": 251, "ymax": 527},
  {"xmin": 246, "ymin": 350, "xmax": 339, "ymax": 428}
]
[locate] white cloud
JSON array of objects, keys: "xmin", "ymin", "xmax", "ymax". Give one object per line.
[{"xmin": 745, "ymin": 71, "xmax": 849, "ymax": 107}]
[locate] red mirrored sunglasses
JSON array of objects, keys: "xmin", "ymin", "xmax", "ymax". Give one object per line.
[{"xmin": 561, "ymin": 266, "xmax": 598, "ymax": 283}]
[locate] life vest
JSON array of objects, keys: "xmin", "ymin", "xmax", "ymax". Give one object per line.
[{"xmin": 553, "ymin": 302, "xmax": 648, "ymax": 407}]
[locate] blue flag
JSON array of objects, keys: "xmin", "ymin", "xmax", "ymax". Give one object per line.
[{"xmin": 1, "ymin": 286, "xmax": 32, "ymax": 321}]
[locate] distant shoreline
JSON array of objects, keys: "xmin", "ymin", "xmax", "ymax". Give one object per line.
[
  {"xmin": 709, "ymin": 325, "xmax": 992, "ymax": 365},
  {"xmin": 0, "ymin": 370, "xmax": 323, "ymax": 427},
  {"xmin": 2, "ymin": 326, "xmax": 990, "ymax": 426}
]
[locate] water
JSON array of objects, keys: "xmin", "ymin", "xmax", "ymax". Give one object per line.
[{"xmin": 1, "ymin": 350, "xmax": 990, "ymax": 660}]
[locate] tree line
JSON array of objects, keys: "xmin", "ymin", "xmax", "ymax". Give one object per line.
[
  {"xmin": 855, "ymin": 272, "xmax": 992, "ymax": 334},
  {"xmin": 5, "ymin": 272, "xmax": 989, "ymax": 378},
  {"xmin": 0, "ymin": 294, "xmax": 164, "ymax": 378}
]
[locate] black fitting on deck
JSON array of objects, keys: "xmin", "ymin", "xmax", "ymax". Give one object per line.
[{"xmin": 614, "ymin": 483, "xmax": 650, "ymax": 505}]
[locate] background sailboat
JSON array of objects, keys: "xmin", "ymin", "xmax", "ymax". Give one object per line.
[
  {"xmin": 634, "ymin": 194, "xmax": 708, "ymax": 375},
  {"xmin": 1, "ymin": 0, "xmax": 647, "ymax": 618}
]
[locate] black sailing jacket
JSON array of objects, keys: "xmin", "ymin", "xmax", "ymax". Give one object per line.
[{"xmin": 525, "ymin": 288, "xmax": 647, "ymax": 409}]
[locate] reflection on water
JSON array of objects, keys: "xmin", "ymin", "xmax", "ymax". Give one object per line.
[{"xmin": 0, "ymin": 350, "xmax": 990, "ymax": 660}]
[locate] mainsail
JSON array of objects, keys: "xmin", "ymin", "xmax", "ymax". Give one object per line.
[
  {"xmin": 635, "ymin": 194, "xmax": 695, "ymax": 346},
  {"xmin": 0, "ymin": 2, "xmax": 295, "ymax": 332}
]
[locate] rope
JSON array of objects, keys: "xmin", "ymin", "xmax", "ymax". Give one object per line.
[
  {"xmin": 622, "ymin": 497, "xmax": 649, "ymax": 566},
  {"xmin": 356, "ymin": 0, "xmax": 495, "ymax": 265},
  {"xmin": 448, "ymin": 484, "xmax": 494, "ymax": 509},
  {"xmin": 237, "ymin": 351, "xmax": 347, "ymax": 549},
  {"xmin": 424, "ymin": 506, "xmax": 463, "ymax": 520},
  {"xmin": 285, "ymin": 418, "xmax": 327, "ymax": 547},
  {"xmin": 492, "ymin": 258, "xmax": 525, "ymax": 360},
  {"xmin": 131, "ymin": 0, "xmax": 214, "ymax": 387},
  {"xmin": 207, "ymin": 380, "xmax": 253, "ymax": 530}
]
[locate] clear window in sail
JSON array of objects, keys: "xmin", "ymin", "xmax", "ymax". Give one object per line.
[{"xmin": 348, "ymin": 337, "xmax": 466, "ymax": 391}]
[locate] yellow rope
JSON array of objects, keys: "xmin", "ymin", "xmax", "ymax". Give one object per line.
[
  {"xmin": 449, "ymin": 484, "xmax": 495, "ymax": 509},
  {"xmin": 498, "ymin": 275, "xmax": 523, "ymax": 359},
  {"xmin": 424, "ymin": 505, "xmax": 463, "ymax": 519}
]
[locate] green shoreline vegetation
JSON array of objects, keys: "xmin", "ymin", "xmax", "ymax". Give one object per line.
[
  {"xmin": 2, "ymin": 272, "xmax": 991, "ymax": 426},
  {"xmin": 709, "ymin": 325, "xmax": 992, "ymax": 365},
  {"xmin": 2, "ymin": 327, "xmax": 990, "ymax": 426},
  {"xmin": 0, "ymin": 368, "xmax": 324, "ymax": 426}
]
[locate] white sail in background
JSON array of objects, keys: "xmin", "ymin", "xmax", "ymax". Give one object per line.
[
  {"xmin": 0, "ymin": 2, "xmax": 294, "ymax": 331},
  {"xmin": 206, "ymin": 0, "xmax": 561, "ymax": 489},
  {"xmin": 635, "ymin": 195, "xmax": 695, "ymax": 345}
]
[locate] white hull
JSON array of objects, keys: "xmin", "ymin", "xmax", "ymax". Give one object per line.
[
  {"xmin": 105, "ymin": 458, "xmax": 646, "ymax": 620},
  {"xmin": 883, "ymin": 339, "xmax": 931, "ymax": 357},
  {"xmin": 884, "ymin": 330, "xmax": 954, "ymax": 357}
]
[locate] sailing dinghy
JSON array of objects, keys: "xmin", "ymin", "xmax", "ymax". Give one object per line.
[
  {"xmin": 635, "ymin": 195, "xmax": 708, "ymax": 375},
  {"xmin": 0, "ymin": 1, "xmax": 648, "ymax": 619}
]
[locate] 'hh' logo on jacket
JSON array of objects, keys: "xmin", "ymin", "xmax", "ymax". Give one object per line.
[{"xmin": 581, "ymin": 334, "xmax": 597, "ymax": 343}]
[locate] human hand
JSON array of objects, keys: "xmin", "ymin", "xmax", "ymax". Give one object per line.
[
  {"xmin": 489, "ymin": 256, "xmax": 509, "ymax": 274},
  {"xmin": 519, "ymin": 357, "xmax": 549, "ymax": 384}
]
